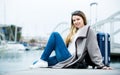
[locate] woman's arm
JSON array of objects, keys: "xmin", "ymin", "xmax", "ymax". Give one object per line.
[
  {"xmin": 86, "ymin": 27, "xmax": 112, "ymax": 69},
  {"xmin": 86, "ymin": 27, "xmax": 104, "ymax": 68}
]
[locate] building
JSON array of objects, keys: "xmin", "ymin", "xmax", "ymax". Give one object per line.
[{"xmin": 0, "ymin": 24, "xmax": 22, "ymax": 42}]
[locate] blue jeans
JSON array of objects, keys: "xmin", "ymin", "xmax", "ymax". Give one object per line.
[{"xmin": 40, "ymin": 32, "xmax": 72, "ymax": 66}]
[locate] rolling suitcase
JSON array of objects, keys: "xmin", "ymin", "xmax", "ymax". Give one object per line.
[{"xmin": 97, "ymin": 32, "xmax": 110, "ymax": 66}]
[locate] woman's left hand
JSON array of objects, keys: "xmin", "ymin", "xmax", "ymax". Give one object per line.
[{"xmin": 102, "ymin": 66, "xmax": 112, "ymax": 70}]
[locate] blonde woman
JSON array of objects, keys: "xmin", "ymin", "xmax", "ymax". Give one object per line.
[{"xmin": 30, "ymin": 10, "xmax": 112, "ymax": 69}]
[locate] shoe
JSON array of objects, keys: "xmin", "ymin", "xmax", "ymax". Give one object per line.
[{"xmin": 30, "ymin": 59, "xmax": 48, "ymax": 69}]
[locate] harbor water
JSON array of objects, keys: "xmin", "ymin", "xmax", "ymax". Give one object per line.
[{"xmin": 0, "ymin": 49, "xmax": 120, "ymax": 74}]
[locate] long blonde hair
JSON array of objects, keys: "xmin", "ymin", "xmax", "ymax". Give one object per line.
[{"xmin": 65, "ymin": 10, "xmax": 87, "ymax": 46}]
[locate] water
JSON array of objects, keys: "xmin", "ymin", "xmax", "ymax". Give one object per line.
[
  {"xmin": 0, "ymin": 50, "xmax": 43, "ymax": 74},
  {"xmin": 0, "ymin": 50, "xmax": 120, "ymax": 74}
]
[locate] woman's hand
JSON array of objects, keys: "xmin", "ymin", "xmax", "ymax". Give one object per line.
[{"xmin": 102, "ymin": 66, "xmax": 112, "ymax": 70}]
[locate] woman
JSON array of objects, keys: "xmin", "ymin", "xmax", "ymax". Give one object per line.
[{"xmin": 30, "ymin": 10, "xmax": 111, "ymax": 69}]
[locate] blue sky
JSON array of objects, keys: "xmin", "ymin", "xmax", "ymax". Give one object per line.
[{"xmin": 0, "ymin": 0, "xmax": 120, "ymax": 37}]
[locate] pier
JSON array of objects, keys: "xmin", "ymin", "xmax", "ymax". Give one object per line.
[
  {"xmin": 3, "ymin": 68, "xmax": 120, "ymax": 75},
  {"xmin": 0, "ymin": 50, "xmax": 119, "ymax": 75}
]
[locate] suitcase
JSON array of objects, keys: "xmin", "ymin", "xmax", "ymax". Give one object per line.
[{"xmin": 97, "ymin": 32, "xmax": 110, "ymax": 66}]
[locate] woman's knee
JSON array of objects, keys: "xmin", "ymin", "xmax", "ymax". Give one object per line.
[{"xmin": 51, "ymin": 32, "xmax": 60, "ymax": 36}]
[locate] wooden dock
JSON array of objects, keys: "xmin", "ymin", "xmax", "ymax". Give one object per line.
[{"xmin": 3, "ymin": 68, "xmax": 120, "ymax": 75}]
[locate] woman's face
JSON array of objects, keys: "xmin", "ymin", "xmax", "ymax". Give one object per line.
[{"xmin": 72, "ymin": 15, "xmax": 85, "ymax": 29}]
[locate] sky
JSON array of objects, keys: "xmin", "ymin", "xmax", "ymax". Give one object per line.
[{"xmin": 0, "ymin": 0, "xmax": 120, "ymax": 38}]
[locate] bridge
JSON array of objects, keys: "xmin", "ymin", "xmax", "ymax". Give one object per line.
[
  {"xmin": 92, "ymin": 11, "xmax": 120, "ymax": 55},
  {"xmin": 53, "ymin": 11, "xmax": 120, "ymax": 55}
]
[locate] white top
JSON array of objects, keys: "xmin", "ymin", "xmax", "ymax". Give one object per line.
[{"xmin": 67, "ymin": 29, "xmax": 81, "ymax": 55}]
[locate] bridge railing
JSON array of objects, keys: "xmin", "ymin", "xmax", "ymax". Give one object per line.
[{"xmin": 92, "ymin": 11, "xmax": 120, "ymax": 52}]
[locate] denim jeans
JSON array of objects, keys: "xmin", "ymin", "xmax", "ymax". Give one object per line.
[{"xmin": 40, "ymin": 32, "xmax": 72, "ymax": 66}]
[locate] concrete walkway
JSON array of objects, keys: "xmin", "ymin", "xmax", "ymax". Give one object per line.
[{"xmin": 3, "ymin": 68, "xmax": 120, "ymax": 75}]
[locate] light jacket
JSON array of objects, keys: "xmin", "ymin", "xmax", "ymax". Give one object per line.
[{"xmin": 52, "ymin": 25, "xmax": 104, "ymax": 68}]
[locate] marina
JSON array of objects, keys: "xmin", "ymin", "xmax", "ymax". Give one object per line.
[{"xmin": 0, "ymin": 0, "xmax": 120, "ymax": 75}]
